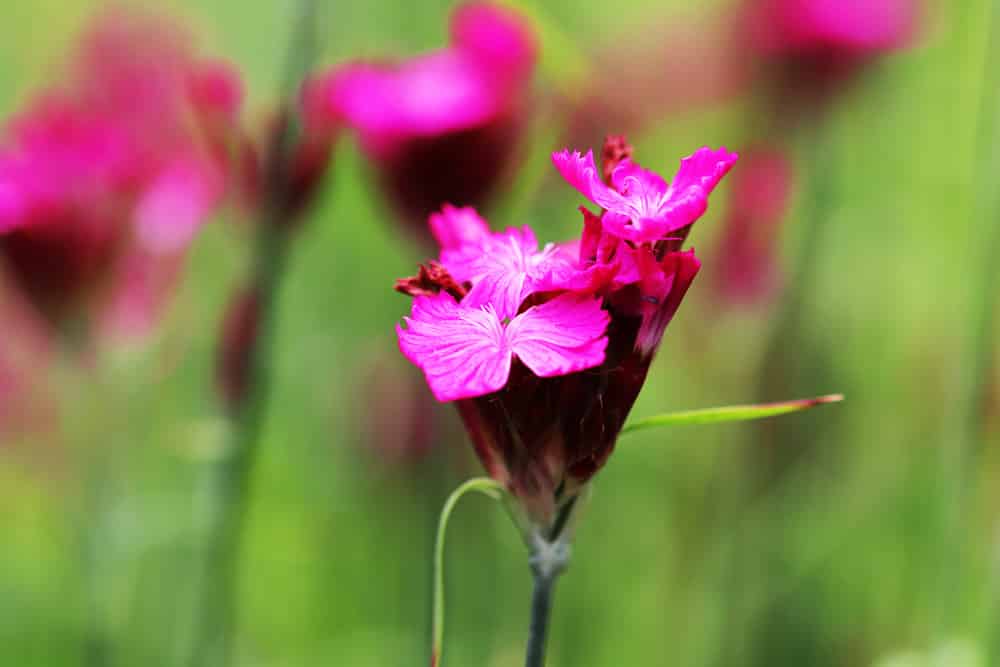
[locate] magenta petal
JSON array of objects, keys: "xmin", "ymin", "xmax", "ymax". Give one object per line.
[
  {"xmin": 600, "ymin": 210, "xmax": 669, "ymax": 243},
  {"xmin": 450, "ymin": 1, "xmax": 537, "ymax": 82},
  {"xmin": 669, "ymin": 146, "xmax": 739, "ymax": 201},
  {"xmin": 507, "ymin": 293, "xmax": 608, "ymax": 377},
  {"xmin": 551, "ymin": 149, "xmax": 627, "ymax": 212},
  {"xmin": 134, "ymin": 157, "xmax": 221, "ymax": 255},
  {"xmin": 440, "ymin": 225, "xmax": 546, "ymax": 318},
  {"xmin": 463, "ymin": 268, "xmax": 528, "ymax": 321},
  {"xmin": 610, "ymin": 159, "xmax": 669, "ymax": 202},
  {"xmin": 429, "ymin": 204, "xmax": 491, "ymax": 250},
  {"xmin": 635, "ymin": 249, "xmax": 701, "ymax": 356},
  {"xmin": 326, "ymin": 53, "xmax": 500, "ymax": 145},
  {"xmin": 397, "ymin": 292, "xmax": 512, "ymax": 401}
]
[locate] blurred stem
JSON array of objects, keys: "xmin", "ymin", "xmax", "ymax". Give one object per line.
[
  {"xmin": 758, "ymin": 121, "xmax": 835, "ymax": 399},
  {"xmin": 952, "ymin": 0, "xmax": 1000, "ymax": 649},
  {"xmin": 959, "ymin": 0, "xmax": 1000, "ymax": 472},
  {"xmin": 182, "ymin": 2, "xmax": 321, "ymax": 666}
]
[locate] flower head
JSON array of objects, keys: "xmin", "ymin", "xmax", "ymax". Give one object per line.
[
  {"xmin": 311, "ymin": 2, "xmax": 537, "ymax": 237},
  {"xmin": 0, "ymin": 8, "xmax": 242, "ymax": 335},
  {"xmin": 396, "ymin": 137, "xmax": 735, "ymax": 522},
  {"xmin": 745, "ymin": 0, "xmax": 918, "ymax": 58},
  {"xmin": 740, "ymin": 0, "xmax": 920, "ymax": 111},
  {"xmin": 552, "ymin": 146, "xmax": 738, "ymax": 243}
]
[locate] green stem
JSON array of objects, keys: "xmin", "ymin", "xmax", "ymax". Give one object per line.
[
  {"xmin": 948, "ymin": 0, "xmax": 1000, "ymax": 650},
  {"xmin": 181, "ymin": 2, "xmax": 321, "ymax": 665},
  {"xmin": 430, "ymin": 478, "xmax": 505, "ymax": 667},
  {"xmin": 523, "ymin": 534, "xmax": 571, "ymax": 667},
  {"xmin": 958, "ymin": 0, "xmax": 1000, "ymax": 471},
  {"xmin": 524, "ymin": 568, "xmax": 558, "ymax": 667}
]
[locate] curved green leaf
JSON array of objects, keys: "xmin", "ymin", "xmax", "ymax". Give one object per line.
[{"xmin": 621, "ymin": 394, "xmax": 844, "ymax": 435}]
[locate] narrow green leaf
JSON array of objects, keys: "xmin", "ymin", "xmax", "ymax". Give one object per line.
[
  {"xmin": 621, "ymin": 394, "xmax": 844, "ymax": 435},
  {"xmin": 432, "ymin": 477, "xmax": 506, "ymax": 667}
]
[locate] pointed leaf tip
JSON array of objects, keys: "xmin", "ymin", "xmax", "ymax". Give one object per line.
[{"xmin": 621, "ymin": 394, "xmax": 844, "ymax": 435}]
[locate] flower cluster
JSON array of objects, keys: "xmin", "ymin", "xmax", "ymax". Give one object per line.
[
  {"xmin": 0, "ymin": 8, "xmax": 243, "ymax": 335},
  {"xmin": 397, "ymin": 138, "xmax": 737, "ymax": 522},
  {"xmin": 310, "ymin": 1, "xmax": 537, "ymax": 239}
]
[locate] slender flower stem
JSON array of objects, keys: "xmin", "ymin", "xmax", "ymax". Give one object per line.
[
  {"xmin": 430, "ymin": 478, "xmax": 505, "ymax": 667},
  {"xmin": 944, "ymin": 0, "xmax": 1000, "ymax": 650},
  {"xmin": 181, "ymin": 2, "xmax": 321, "ymax": 666},
  {"xmin": 522, "ymin": 505, "xmax": 575, "ymax": 667},
  {"xmin": 957, "ymin": 0, "xmax": 1000, "ymax": 472},
  {"xmin": 524, "ymin": 568, "xmax": 559, "ymax": 667}
]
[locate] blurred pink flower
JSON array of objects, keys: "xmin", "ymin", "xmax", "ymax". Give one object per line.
[
  {"xmin": 739, "ymin": 0, "xmax": 921, "ymax": 112},
  {"xmin": 395, "ymin": 138, "xmax": 733, "ymax": 521},
  {"xmin": 312, "ymin": 1, "xmax": 537, "ymax": 238},
  {"xmin": 712, "ymin": 147, "xmax": 794, "ymax": 306},
  {"xmin": 0, "ymin": 7, "xmax": 243, "ymax": 337},
  {"xmin": 744, "ymin": 0, "xmax": 918, "ymax": 58}
]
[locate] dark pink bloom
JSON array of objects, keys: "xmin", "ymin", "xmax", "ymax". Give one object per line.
[
  {"xmin": 396, "ymin": 138, "xmax": 734, "ymax": 522},
  {"xmin": 740, "ymin": 0, "xmax": 920, "ymax": 111},
  {"xmin": 0, "ymin": 8, "xmax": 242, "ymax": 335},
  {"xmin": 552, "ymin": 147, "xmax": 738, "ymax": 243},
  {"xmin": 745, "ymin": 0, "xmax": 918, "ymax": 58},
  {"xmin": 398, "ymin": 292, "xmax": 609, "ymax": 402},
  {"xmin": 712, "ymin": 148, "xmax": 794, "ymax": 306},
  {"xmin": 312, "ymin": 2, "xmax": 537, "ymax": 238}
]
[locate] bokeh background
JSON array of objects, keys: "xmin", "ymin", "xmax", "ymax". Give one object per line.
[{"xmin": 2, "ymin": 0, "xmax": 999, "ymax": 665}]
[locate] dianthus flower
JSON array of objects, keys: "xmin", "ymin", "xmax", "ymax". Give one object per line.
[
  {"xmin": 311, "ymin": 2, "xmax": 536, "ymax": 241},
  {"xmin": 396, "ymin": 138, "xmax": 737, "ymax": 523},
  {"xmin": 0, "ymin": 7, "xmax": 243, "ymax": 335},
  {"xmin": 712, "ymin": 147, "xmax": 793, "ymax": 306},
  {"xmin": 740, "ymin": 0, "xmax": 920, "ymax": 108}
]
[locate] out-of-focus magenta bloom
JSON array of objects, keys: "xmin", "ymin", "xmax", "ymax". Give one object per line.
[
  {"xmin": 713, "ymin": 148, "xmax": 794, "ymax": 306},
  {"xmin": 740, "ymin": 0, "xmax": 919, "ymax": 106},
  {"xmin": 745, "ymin": 0, "xmax": 917, "ymax": 58},
  {"xmin": 312, "ymin": 2, "xmax": 537, "ymax": 238},
  {"xmin": 0, "ymin": 8, "xmax": 243, "ymax": 334},
  {"xmin": 396, "ymin": 139, "xmax": 735, "ymax": 522}
]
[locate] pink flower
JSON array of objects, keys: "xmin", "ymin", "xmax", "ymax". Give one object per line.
[
  {"xmin": 712, "ymin": 147, "xmax": 794, "ymax": 306},
  {"xmin": 311, "ymin": 2, "xmax": 537, "ymax": 237},
  {"xmin": 745, "ymin": 0, "xmax": 918, "ymax": 58},
  {"xmin": 0, "ymin": 8, "xmax": 241, "ymax": 335},
  {"xmin": 739, "ymin": 0, "xmax": 921, "ymax": 112},
  {"xmin": 552, "ymin": 146, "xmax": 738, "ymax": 243},
  {"xmin": 395, "ymin": 137, "xmax": 734, "ymax": 522},
  {"xmin": 398, "ymin": 292, "xmax": 608, "ymax": 402}
]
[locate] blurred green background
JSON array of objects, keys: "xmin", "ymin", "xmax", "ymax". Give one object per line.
[{"xmin": 2, "ymin": 0, "xmax": 999, "ymax": 665}]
